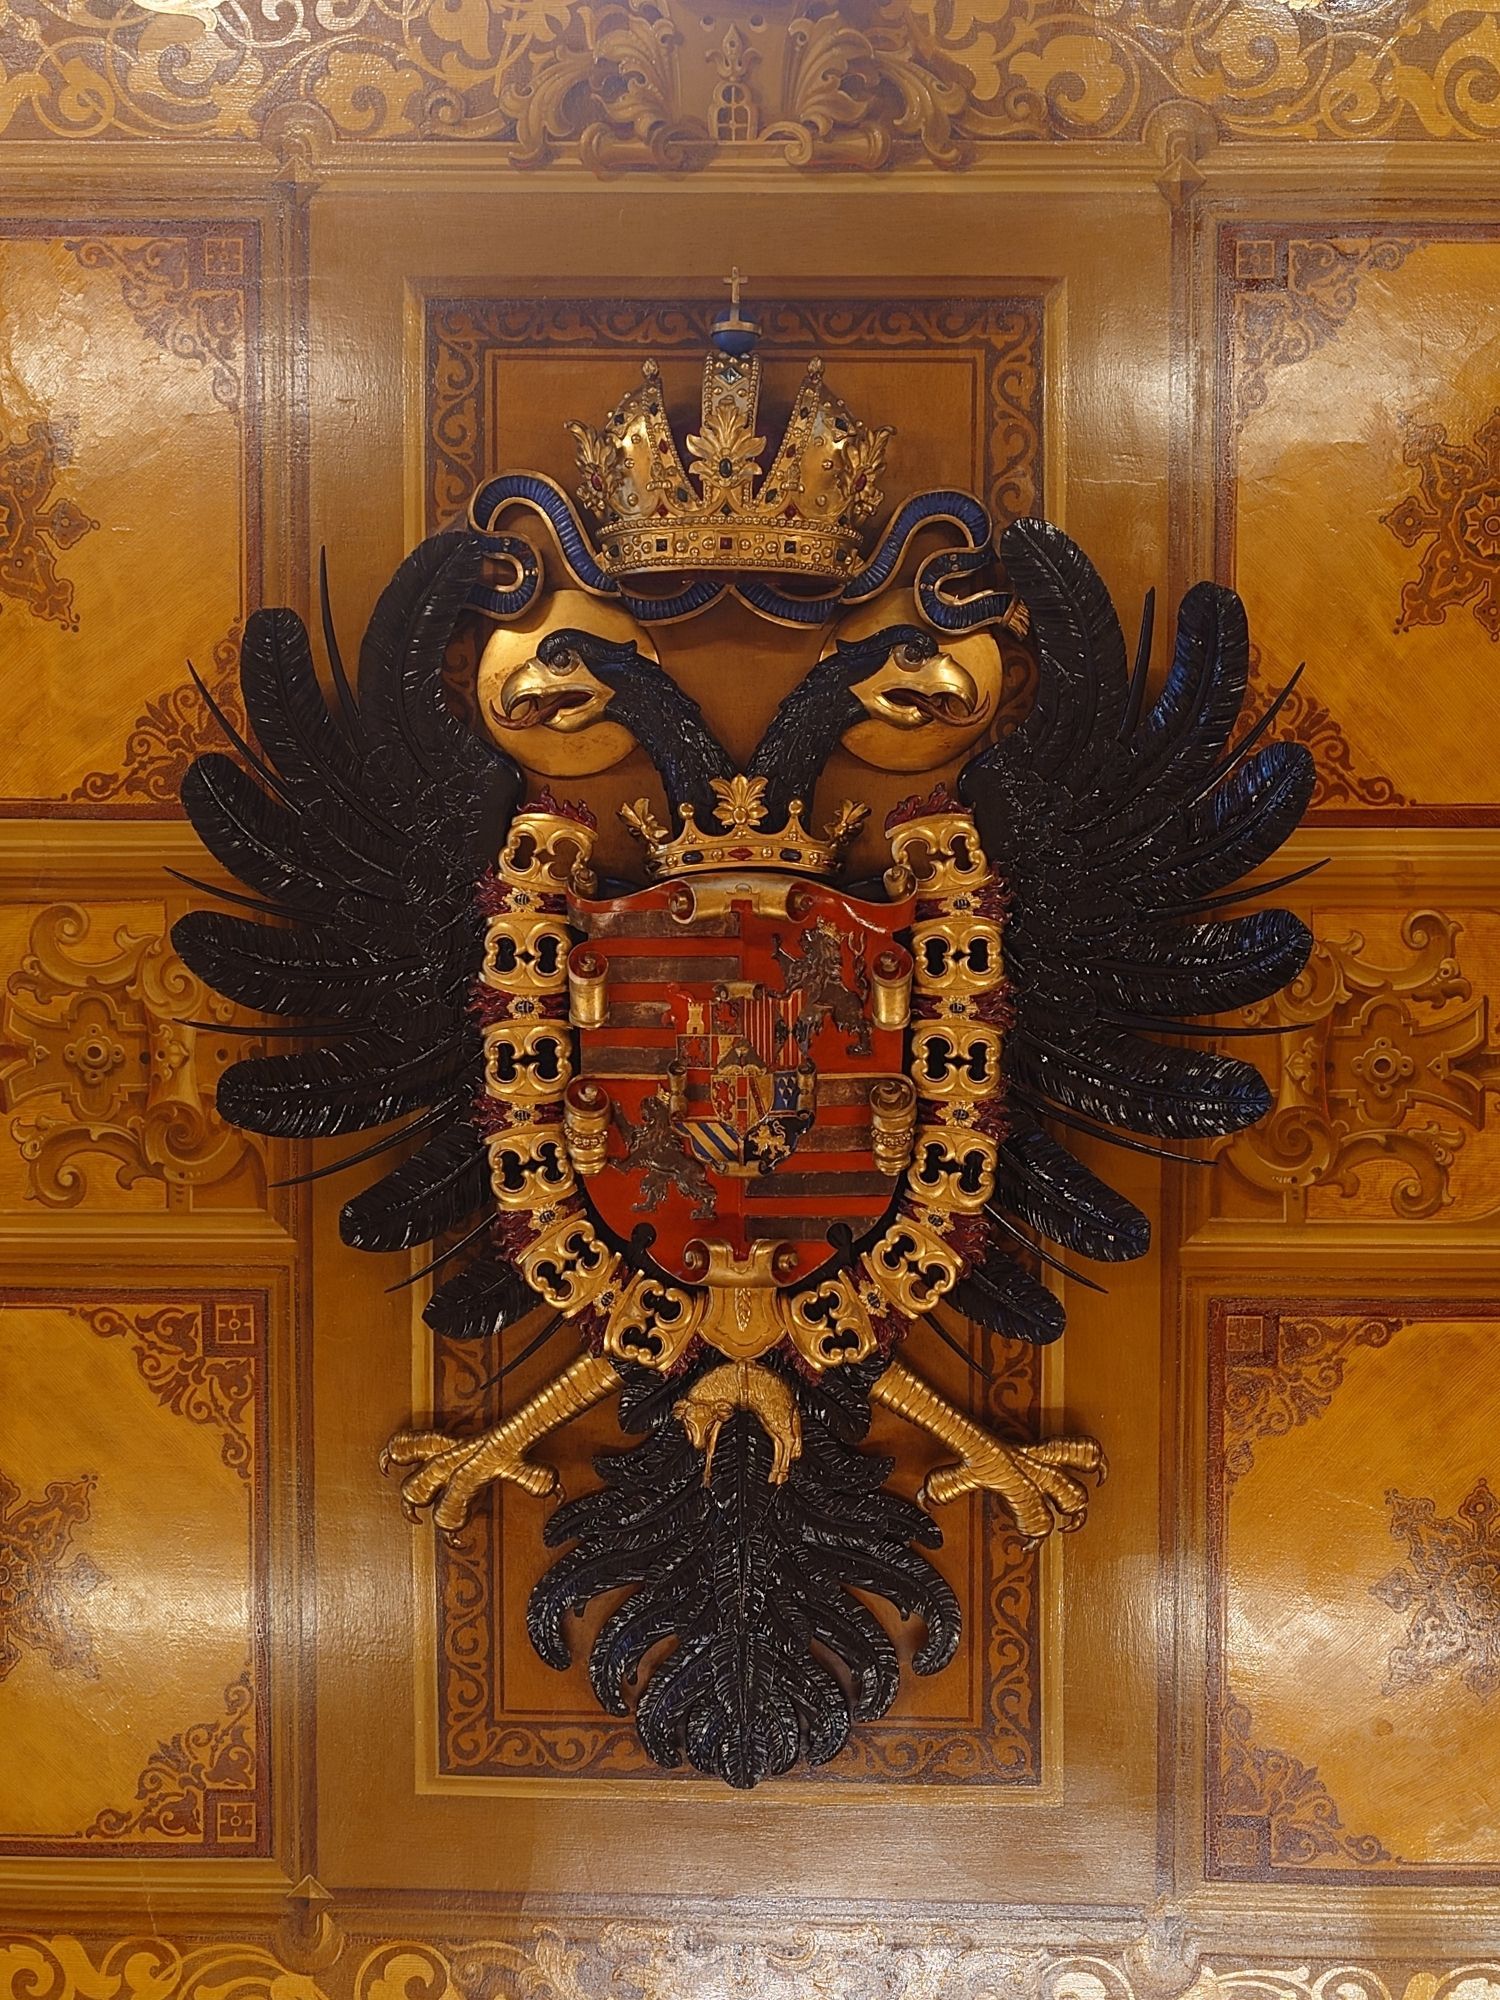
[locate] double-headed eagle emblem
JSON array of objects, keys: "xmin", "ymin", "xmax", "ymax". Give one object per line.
[{"xmin": 174, "ymin": 280, "xmax": 1314, "ymax": 1787}]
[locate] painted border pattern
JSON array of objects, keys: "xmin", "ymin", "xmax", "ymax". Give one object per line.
[
  {"xmin": 0, "ymin": 1289, "xmax": 272, "ymax": 1859},
  {"xmin": 0, "ymin": 218, "xmax": 261, "ymax": 821},
  {"xmin": 424, "ymin": 294, "xmax": 1043, "ymax": 541},
  {"xmin": 1205, "ymin": 1295, "xmax": 1500, "ymax": 1887}
]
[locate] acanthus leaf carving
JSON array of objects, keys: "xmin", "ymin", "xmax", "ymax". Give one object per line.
[
  {"xmin": 1217, "ymin": 910, "xmax": 1500, "ymax": 1222},
  {"xmin": 0, "ymin": 902, "xmax": 264, "ymax": 1210}
]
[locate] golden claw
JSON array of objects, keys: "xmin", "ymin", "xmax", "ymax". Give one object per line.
[
  {"xmin": 380, "ymin": 1353, "xmax": 621, "ymax": 1536},
  {"xmin": 921, "ymin": 1434, "xmax": 1106, "ymax": 1542},
  {"xmin": 382, "ymin": 1424, "xmax": 560, "ymax": 1533},
  {"xmin": 871, "ymin": 1358, "xmax": 1105, "ymax": 1545}
]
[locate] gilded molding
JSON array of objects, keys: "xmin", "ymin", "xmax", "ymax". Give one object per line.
[{"xmin": 3, "ymin": 1, "xmax": 1500, "ymax": 157}]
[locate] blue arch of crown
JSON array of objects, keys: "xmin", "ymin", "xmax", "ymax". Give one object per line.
[{"xmin": 466, "ymin": 473, "xmax": 1014, "ymax": 636}]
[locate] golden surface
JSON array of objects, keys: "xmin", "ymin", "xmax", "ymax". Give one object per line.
[{"xmin": 2, "ymin": 6, "xmax": 1497, "ymax": 1975}]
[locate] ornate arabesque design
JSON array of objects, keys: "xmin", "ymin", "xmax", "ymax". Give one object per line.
[
  {"xmin": 1217, "ymin": 1310, "xmax": 1404, "ymax": 1491},
  {"xmin": 426, "ymin": 297, "xmax": 1041, "ymax": 535},
  {"xmin": 0, "ymin": 1465, "xmax": 101, "ymax": 1682},
  {"xmin": 1383, "ymin": 406, "xmax": 1500, "ymax": 644},
  {"xmin": 62, "ymin": 235, "xmax": 249, "ymax": 414},
  {"xmin": 1214, "ymin": 1691, "xmax": 1395, "ymax": 1877},
  {"xmin": 432, "ymin": 1322, "xmax": 1043, "ymax": 1786},
  {"xmin": 0, "ymin": 903, "xmax": 261, "ymax": 1209},
  {"xmin": 81, "ymin": 1668, "xmax": 260, "ymax": 1847},
  {"xmin": 1227, "ymin": 235, "xmax": 1415, "ymax": 425},
  {"xmin": 77, "ymin": 1300, "xmax": 259, "ymax": 1484},
  {"xmin": 70, "ymin": 625, "xmax": 247, "ymax": 808},
  {"xmin": 1218, "ymin": 911, "xmax": 1500, "ymax": 1222},
  {"xmin": 1, "ymin": 1928, "xmax": 1496, "ymax": 2000},
  {"xmin": 0, "ymin": 420, "xmax": 96, "ymax": 630},
  {"xmin": 2, "ymin": 0, "xmax": 1500, "ymax": 153},
  {"xmin": 1209, "ymin": 1302, "xmax": 1408, "ymax": 1880},
  {"xmin": 1373, "ymin": 1477, "xmax": 1500, "ymax": 1701}
]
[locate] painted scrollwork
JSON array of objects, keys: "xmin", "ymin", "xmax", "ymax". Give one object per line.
[
  {"xmin": 3, "ymin": 0, "xmax": 1500, "ymax": 154},
  {"xmin": 0, "ymin": 1927, "xmax": 1496, "ymax": 2000},
  {"xmin": 0, "ymin": 903, "xmax": 261, "ymax": 1208}
]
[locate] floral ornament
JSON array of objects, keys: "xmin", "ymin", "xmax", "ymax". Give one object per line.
[
  {"xmin": 1372, "ymin": 1476, "xmax": 1500, "ymax": 1699},
  {"xmin": 0, "ymin": 1464, "xmax": 102, "ymax": 1682},
  {"xmin": 0, "ymin": 420, "xmax": 97, "ymax": 629},
  {"xmin": 1382, "ymin": 406, "xmax": 1500, "ymax": 642}
]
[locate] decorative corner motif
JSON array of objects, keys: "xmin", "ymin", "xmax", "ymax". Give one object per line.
[
  {"xmin": 1261, "ymin": 675, "xmax": 1409, "ymax": 810},
  {"xmin": 76, "ymin": 1300, "xmax": 260, "ymax": 1484},
  {"xmin": 0, "ymin": 419, "xmax": 97, "ymax": 630},
  {"xmin": 0, "ymin": 1464, "xmax": 102, "ymax": 1682},
  {"xmin": 1216, "ymin": 1309, "xmax": 1405, "ymax": 1490},
  {"xmin": 1218, "ymin": 910, "xmax": 1500, "ymax": 1222},
  {"xmin": 1227, "ymin": 233, "xmax": 1415, "ymax": 425},
  {"xmin": 1383, "ymin": 406, "xmax": 1500, "ymax": 643},
  {"xmin": 80, "ymin": 1666, "xmax": 261, "ymax": 1849},
  {"xmin": 1213, "ymin": 1688, "xmax": 1396, "ymax": 1877},
  {"xmin": 62, "ymin": 235, "xmax": 250, "ymax": 414},
  {"xmin": 0, "ymin": 903, "xmax": 263, "ymax": 1210},
  {"xmin": 1373, "ymin": 1476, "xmax": 1500, "ymax": 1700},
  {"xmin": 70, "ymin": 624, "xmax": 247, "ymax": 808}
]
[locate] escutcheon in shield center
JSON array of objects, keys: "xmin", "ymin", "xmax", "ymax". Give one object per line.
[{"xmin": 566, "ymin": 871, "xmax": 914, "ymax": 1288}]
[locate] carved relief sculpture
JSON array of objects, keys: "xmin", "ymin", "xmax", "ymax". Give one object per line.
[{"xmin": 173, "ymin": 283, "xmax": 1313, "ymax": 1784}]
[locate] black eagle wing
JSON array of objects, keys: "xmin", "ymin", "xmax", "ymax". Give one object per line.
[
  {"xmin": 956, "ymin": 517, "xmax": 1315, "ymax": 1307},
  {"xmin": 172, "ymin": 532, "xmax": 526, "ymax": 1302}
]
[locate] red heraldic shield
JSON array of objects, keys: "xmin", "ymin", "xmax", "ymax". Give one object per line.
[{"xmin": 568, "ymin": 874, "xmax": 913, "ymax": 1286}]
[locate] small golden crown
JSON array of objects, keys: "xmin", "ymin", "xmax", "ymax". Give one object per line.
[
  {"xmin": 621, "ymin": 776, "xmax": 869, "ymax": 881},
  {"xmin": 567, "ymin": 271, "xmax": 892, "ymax": 583}
]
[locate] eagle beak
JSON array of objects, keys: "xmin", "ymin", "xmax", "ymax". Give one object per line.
[
  {"xmin": 852, "ymin": 645, "xmax": 986, "ymax": 731},
  {"xmin": 492, "ymin": 650, "xmax": 612, "ymax": 734}
]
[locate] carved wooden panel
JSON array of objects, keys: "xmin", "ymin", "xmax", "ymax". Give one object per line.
[
  {"xmin": 1204, "ymin": 900, "xmax": 1500, "ymax": 1230},
  {"xmin": 0, "ymin": 222, "xmax": 259, "ymax": 816},
  {"xmin": 1214, "ymin": 222, "xmax": 1500, "ymax": 819},
  {"xmin": 0, "ymin": 898, "xmax": 276, "ymax": 1217},
  {"xmin": 1206, "ymin": 1295, "xmax": 1500, "ymax": 1884},
  {"xmin": 0, "ymin": 1288, "xmax": 271, "ymax": 1858}
]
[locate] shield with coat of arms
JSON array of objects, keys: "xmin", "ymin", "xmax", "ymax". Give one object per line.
[{"xmin": 567, "ymin": 871, "xmax": 912, "ymax": 1287}]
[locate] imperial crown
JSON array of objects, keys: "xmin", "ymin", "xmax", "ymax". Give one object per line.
[
  {"xmin": 566, "ymin": 277, "xmax": 892, "ymax": 583},
  {"xmin": 620, "ymin": 776, "xmax": 869, "ymax": 881}
]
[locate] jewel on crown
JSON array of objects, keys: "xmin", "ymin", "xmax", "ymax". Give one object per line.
[{"xmin": 566, "ymin": 270, "xmax": 893, "ymax": 583}]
